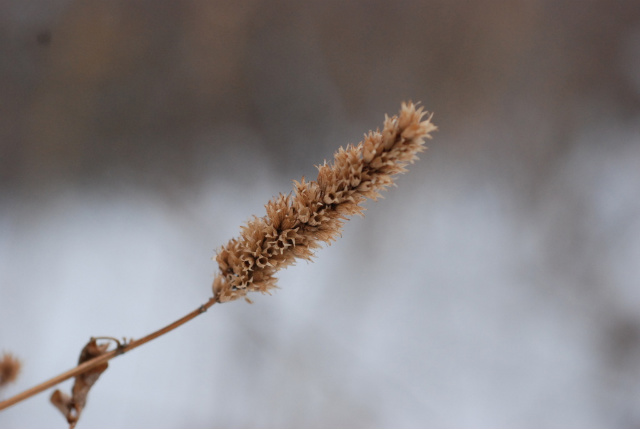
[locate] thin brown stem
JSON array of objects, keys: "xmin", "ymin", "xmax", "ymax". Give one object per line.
[{"xmin": 0, "ymin": 297, "xmax": 217, "ymax": 411}]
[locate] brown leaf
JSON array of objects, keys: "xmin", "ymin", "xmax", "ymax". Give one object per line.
[
  {"xmin": 50, "ymin": 390, "xmax": 73, "ymax": 420},
  {"xmin": 51, "ymin": 338, "xmax": 110, "ymax": 429}
]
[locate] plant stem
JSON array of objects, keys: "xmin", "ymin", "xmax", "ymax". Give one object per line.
[{"xmin": 0, "ymin": 297, "xmax": 217, "ymax": 411}]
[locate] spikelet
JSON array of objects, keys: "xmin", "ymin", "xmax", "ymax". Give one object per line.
[{"xmin": 213, "ymin": 102, "xmax": 437, "ymax": 303}]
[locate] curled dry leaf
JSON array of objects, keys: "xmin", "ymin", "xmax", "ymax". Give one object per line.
[{"xmin": 51, "ymin": 339, "xmax": 110, "ymax": 429}]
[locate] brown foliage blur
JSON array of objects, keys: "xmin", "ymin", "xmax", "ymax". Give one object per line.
[{"xmin": 1, "ymin": 0, "xmax": 638, "ymax": 191}]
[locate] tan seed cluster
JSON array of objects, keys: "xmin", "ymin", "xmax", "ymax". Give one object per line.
[
  {"xmin": 213, "ymin": 102, "xmax": 437, "ymax": 303},
  {"xmin": 0, "ymin": 352, "xmax": 21, "ymax": 387}
]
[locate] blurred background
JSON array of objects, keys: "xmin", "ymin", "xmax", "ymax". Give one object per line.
[{"xmin": 1, "ymin": 0, "xmax": 640, "ymax": 427}]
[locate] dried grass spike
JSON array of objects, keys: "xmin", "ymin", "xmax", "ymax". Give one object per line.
[{"xmin": 213, "ymin": 101, "xmax": 437, "ymax": 303}]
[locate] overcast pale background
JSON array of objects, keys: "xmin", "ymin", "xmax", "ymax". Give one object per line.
[{"xmin": 1, "ymin": 1, "xmax": 640, "ymax": 428}]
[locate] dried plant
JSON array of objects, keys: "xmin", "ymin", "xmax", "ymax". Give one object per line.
[
  {"xmin": 0, "ymin": 102, "xmax": 436, "ymax": 427},
  {"xmin": 0, "ymin": 353, "xmax": 21, "ymax": 389},
  {"xmin": 50, "ymin": 338, "xmax": 112, "ymax": 428},
  {"xmin": 213, "ymin": 101, "xmax": 436, "ymax": 302}
]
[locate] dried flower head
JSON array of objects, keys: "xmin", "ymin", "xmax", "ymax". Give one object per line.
[
  {"xmin": 213, "ymin": 102, "xmax": 437, "ymax": 303},
  {"xmin": 0, "ymin": 352, "xmax": 21, "ymax": 387}
]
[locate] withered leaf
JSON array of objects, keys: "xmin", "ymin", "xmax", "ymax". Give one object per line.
[{"xmin": 51, "ymin": 338, "xmax": 110, "ymax": 429}]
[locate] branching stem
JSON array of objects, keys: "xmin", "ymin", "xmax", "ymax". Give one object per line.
[{"xmin": 0, "ymin": 297, "xmax": 217, "ymax": 411}]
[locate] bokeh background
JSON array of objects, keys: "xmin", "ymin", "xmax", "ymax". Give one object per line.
[{"xmin": 1, "ymin": 0, "xmax": 640, "ymax": 427}]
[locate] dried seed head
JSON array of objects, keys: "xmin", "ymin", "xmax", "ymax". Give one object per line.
[
  {"xmin": 0, "ymin": 352, "xmax": 21, "ymax": 387},
  {"xmin": 213, "ymin": 102, "xmax": 437, "ymax": 303}
]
